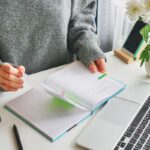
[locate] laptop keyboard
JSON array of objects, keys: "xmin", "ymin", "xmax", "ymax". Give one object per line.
[{"xmin": 114, "ymin": 96, "xmax": 150, "ymax": 150}]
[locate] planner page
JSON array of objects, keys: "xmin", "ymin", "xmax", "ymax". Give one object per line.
[
  {"xmin": 42, "ymin": 61, "xmax": 125, "ymax": 110},
  {"xmin": 5, "ymin": 89, "xmax": 90, "ymax": 141}
]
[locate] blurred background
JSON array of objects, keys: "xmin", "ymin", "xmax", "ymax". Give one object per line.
[{"xmin": 97, "ymin": 0, "xmax": 135, "ymax": 52}]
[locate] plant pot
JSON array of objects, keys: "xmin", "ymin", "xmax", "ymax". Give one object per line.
[{"xmin": 145, "ymin": 61, "xmax": 150, "ymax": 77}]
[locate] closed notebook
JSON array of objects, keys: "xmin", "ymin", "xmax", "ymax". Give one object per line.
[{"xmin": 5, "ymin": 61, "xmax": 126, "ymax": 142}]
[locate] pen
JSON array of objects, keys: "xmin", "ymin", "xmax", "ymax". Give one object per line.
[{"xmin": 13, "ymin": 124, "xmax": 23, "ymax": 150}]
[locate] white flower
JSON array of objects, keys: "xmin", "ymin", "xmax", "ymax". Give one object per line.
[
  {"xmin": 126, "ymin": 0, "xmax": 144, "ymax": 20},
  {"xmin": 144, "ymin": 0, "xmax": 150, "ymax": 12},
  {"xmin": 142, "ymin": 13, "xmax": 150, "ymax": 24}
]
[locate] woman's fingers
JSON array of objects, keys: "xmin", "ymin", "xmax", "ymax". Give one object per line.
[
  {"xmin": 0, "ymin": 83, "xmax": 18, "ymax": 91},
  {"xmin": 89, "ymin": 58, "xmax": 106, "ymax": 73},
  {"xmin": 0, "ymin": 63, "xmax": 25, "ymax": 91},
  {"xmin": 0, "ymin": 76, "xmax": 23, "ymax": 89},
  {"xmin": 1, "ymin": 63, "xmax": 23, "ymax": 77},
  {"xmin": 17, "ymin": 66, "xmax": 25, "ymax": 74},
  {"xmin": 89, "ymin": 62, "xmax": 97, "ymax": 73},
  {"xmin": 0, "ymin": 69, "xmax": 23, "ymax": 84},
  {"xmin": 95, "ymin": 58, "xmax": 106, "ymax": 73}
]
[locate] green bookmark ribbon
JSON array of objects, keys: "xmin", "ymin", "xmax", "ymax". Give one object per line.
[{"xmin": 98, "ymin": 73, "xmax": 107, "ymax": 79}]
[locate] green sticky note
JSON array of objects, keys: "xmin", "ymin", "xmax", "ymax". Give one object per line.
[{"xmin": 51, "ymin": 97, "xmax": 73, "ymax": 109}]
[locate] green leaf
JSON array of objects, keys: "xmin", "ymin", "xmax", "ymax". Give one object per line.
[
  {"xmin": 140, "ymin": 25, "xmax": 150, "ymax": 42},
  {"xmin": 140, "ymin": 45, "xmax": 150, "ymax": 66}
]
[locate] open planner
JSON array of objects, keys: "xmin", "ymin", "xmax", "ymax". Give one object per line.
[{"xmin": 5, "ymin": 61, "xmax": 126, "ymax": 142}]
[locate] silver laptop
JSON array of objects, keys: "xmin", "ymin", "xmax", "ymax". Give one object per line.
[{"xmin": 76, "ymin": 81, "xmax": 150, "ymax": 150}]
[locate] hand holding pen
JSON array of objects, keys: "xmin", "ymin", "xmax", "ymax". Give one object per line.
[{"xmin": 0, "ymin": 63, "xmax": 25, "ymax": 91}]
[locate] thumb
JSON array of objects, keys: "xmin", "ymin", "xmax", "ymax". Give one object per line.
[{"xmin": 17, "ymin": 66, "xmax": 25, "ymax": 74}]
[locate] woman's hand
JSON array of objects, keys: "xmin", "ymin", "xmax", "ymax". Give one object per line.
[
  {"xmin": 89, "ymin": 58, "xmax": 106, "ymax": 73},
  {"xmin": 0, "ymin": 63, "xmax": 25, "ymax": 91}
]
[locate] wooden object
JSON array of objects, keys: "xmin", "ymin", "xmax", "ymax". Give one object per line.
[{"xmin": 114, "ymin": 50, "xmax": 134, "ymax": 64}]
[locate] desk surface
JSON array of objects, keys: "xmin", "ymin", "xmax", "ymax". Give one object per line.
[{"xmin": 0, "ymin": 52, "xmax": 149, "ymax": 150}]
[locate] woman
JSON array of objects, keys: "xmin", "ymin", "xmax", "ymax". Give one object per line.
[{"xmin": 0, "ymin": 0, "xmax": 106, "ymax": 91}]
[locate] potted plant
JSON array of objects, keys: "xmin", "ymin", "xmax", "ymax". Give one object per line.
[{"xmin": 126, "ymin": 0, "xmax": 150, "ymax": 77}]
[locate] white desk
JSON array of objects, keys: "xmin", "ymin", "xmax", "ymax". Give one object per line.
[{"xmin": 0, "ymin": 52, "xmax": 150, "ymax": 150}]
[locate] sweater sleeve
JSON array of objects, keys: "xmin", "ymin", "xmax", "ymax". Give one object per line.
[{"xmin": 68, "ymin": 0, "xmax": 106, "ymax": 66}]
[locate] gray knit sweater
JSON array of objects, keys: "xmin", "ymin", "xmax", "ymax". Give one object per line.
[{"xmin": 0, "ymin": 0, "xmax": 105, "ymax": 74}]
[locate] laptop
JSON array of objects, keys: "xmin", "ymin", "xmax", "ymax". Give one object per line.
[{"xmin": 76, "ymin": 81, "xmax": 150, "ymax": 150}]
